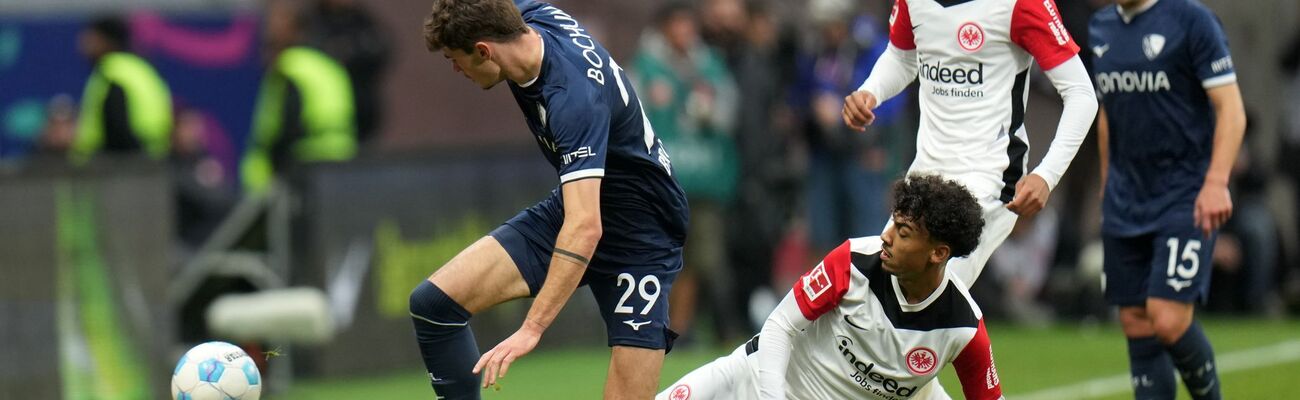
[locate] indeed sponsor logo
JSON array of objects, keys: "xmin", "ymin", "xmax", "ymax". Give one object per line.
[
  {"xmin": 1096, "ymin": 70, "xmax": 1171, "ymax": 94},
  {"xmin": 919, "ymin": 60, "xmax": 984, "ymax": 85},
  {"xmin": 837, "ymin": 336, "xmax": 917, "ymax": 398}
]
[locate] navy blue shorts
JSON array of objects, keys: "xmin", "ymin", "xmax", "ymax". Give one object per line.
[
  {"xmin": 490, "ymin": 195, "xmax": 683, "ymax": 351},
  {"xmin": 1102, "ymin": 223, "xmax": 1216, "ymax": 307}
]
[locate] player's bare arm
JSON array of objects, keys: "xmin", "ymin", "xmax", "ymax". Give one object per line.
[
  {"xmin": 474, "ymin": 177, "xmax": 602, "ymax": 388},
  {"xmin": 1194, "ymin": 83, "xmax": 1245, "ymax": 237}
]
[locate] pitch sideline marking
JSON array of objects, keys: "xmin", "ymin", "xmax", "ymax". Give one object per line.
[{"xmin": 1018, "ymin": 339, "xmax": 1300, "ymax": 400}]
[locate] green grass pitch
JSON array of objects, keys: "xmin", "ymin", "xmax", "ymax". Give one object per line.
[{"xmin": 271, "ymin": 318, "xmax": 1300, "ymax": 399}]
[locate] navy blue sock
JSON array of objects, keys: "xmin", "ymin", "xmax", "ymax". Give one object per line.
[
  {"xmin": 410, "ymin": 281, "xmax": 480, "ymax": 400},
  {"xmin": 1166, "ymin": 321, "xmax": 1220, "ymax": 400},
  {"xmin": 1127, "ymin": 336, "xmax": 1177, "ymax": 400}
]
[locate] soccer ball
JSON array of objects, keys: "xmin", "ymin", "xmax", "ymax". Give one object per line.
[{"xmin": 171, "ymin": 341, "xmax": 262, "ymax": 400}]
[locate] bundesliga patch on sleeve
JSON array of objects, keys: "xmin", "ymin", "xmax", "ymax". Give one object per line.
[{"xmin": 802, "ymin": 263, "xmax": 833, "ymax": 301}]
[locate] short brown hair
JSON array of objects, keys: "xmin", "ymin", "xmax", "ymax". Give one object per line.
[{"xmin": 423, "ymin": 0, "xmax": 529, "ymax": 53}]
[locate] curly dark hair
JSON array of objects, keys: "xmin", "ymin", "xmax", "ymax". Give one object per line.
[
  {"xmin": 423, "ymin": 0, "xmax": 529, "ymax": 53},
  {"xmin": 891, "ymin": 174, "xmax": 985, "ymax": 259}
]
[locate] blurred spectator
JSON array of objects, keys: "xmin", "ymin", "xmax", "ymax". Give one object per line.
[
  {"xmin": 790, "ymin": 0, "xmax": 905, "ymax": 257},
  {"xmin": 632, "ymin": 1, "xmax": 741, "ymax": 344},
  {"xmin": 242, "ymin": 0, "xmax": 357, "ymax": 193},
  {"xmin": 69, "ymin": 16, "xmax": 173, "ymax": 163},
  {"xmin": 304, "ymin": 0, "xmax": 391, "ymax": 145},
  {"xmin": 171, "ymin": 108, "xmax": 236, "ymax": 251},
  {"xmin": 697, "ymin": 0, "xmax": 747, "ymax": 66},
  {"xmin": 39, "ymin": 95, "xmax": 78, "ymax": 155},
  {"xmin": 723, "ymin": 0, "xmax": 800, "ymax": 331},
  {"xmin": 1279, "ymin": 30, "xmax": 1300, "ymax": 312}
]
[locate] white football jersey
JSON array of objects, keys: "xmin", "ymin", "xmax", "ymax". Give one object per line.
[
  {"xmin": 892, "ymin": 0, "xmax": 1079, "ymax": 201},
  {"xmin": 656, "ymin": 237, "xmax": 1004, "ymax": 400},
  {"xmin": 782, "ymin": 237, "xmax": 1002, "ymax": 400}
]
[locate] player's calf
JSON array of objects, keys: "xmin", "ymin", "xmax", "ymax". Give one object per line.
[
  {"xmin": 607, "ymin": 346, "xmax": 665, "ymax": 400},
  {"xmin": 1164, "ymin": 321, "xmax": 1220, "ymax": 400},
  {"xmin": 410, "ymin": 280, "xmax": 481, "ymax": 400}
]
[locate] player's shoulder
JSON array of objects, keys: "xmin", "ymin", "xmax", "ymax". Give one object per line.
[
  {"xmin": 846, "ymin": 236, "xmax": 884, "ymax": 276},
  {"xmin": 945, "ymin": 272, "xmax": 984, "ymax": 321},
  {"xmin": 1088, "ymin": 4, "xmax": 1126, "ymax": 30},
  {"xmin": 1172, "ymin": 0, "xmax": 1222, "ymax": 25},
  {"xmin": 534, "ymin": 47, "xmax": 601, "ymax": 108},
  {"xmin": 848, "ymin": 236, "xmax": 884, "ymax": 257},
  {"xmin": 515, "ymin": 0, "xmax": 551, "ymax": 22}
]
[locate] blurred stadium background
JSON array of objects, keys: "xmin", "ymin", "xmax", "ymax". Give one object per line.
[{"xmin": 1, "ymin": 0, "xmax": 1298, "ymax": 399}]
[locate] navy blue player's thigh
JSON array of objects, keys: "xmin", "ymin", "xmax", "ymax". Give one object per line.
[
  {"xmin": 586, "ymin": 248, "xmax": 684, "ymax": 350},
  {"xmin": 489, "ymin": 191, "xmax": 564, "ymax": 296},
  {"xmin": 1102, "ymin": 232, "xmax": 1157, "ymax": 307},
  {"xmin": 1145, "ymin": 223, "xmax": 1216, "ymax": 304}
]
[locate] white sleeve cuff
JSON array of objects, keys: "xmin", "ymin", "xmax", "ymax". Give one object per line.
[
  {"xmin": 559, "ymin": 168, "xmax": 604, "ymax": 183},
  {"xmin": 1202, "ymin": 73, "xmax": 1237, "ymax": 89}
]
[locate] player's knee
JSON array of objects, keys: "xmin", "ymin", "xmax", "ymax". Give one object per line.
[
  {"xmin": 1117, "ymin": 307, "xmax": 1154, "ymax": 338},
  {"xmin": 1150, "ymin": 313, "xmax": 1191, "ymax": 345},
  {"xmin": 409, "ymin": 280, "xmax": 471, "ymax": 325}
]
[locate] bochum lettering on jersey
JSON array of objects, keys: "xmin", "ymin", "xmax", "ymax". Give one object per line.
[
  {"xmin": 919, "ymin": 60, "xmax": 984, "ymax": 85},
  {"xmin": 546, "ymin": 5, "xmax": 606, "ymax": 84},
  {"xmin": 838, "ymin": 335, "xmax": 919, "ymax": 397}
]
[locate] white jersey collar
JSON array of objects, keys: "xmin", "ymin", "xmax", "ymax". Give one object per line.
[{"xmin": 891, "ymin": 272, "xmax": 950, "ymax": 312}]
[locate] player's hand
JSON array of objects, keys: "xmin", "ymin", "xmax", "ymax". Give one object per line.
[
  {"xmin": 843, "ymin": 90, "xmax": 879, "ymax": 131},
  {"xmin": 1006, "ymin": 174, "xmax": 1050, "ymax": 218},
  {"xmin": 1194, "ymin": 180, "xmax": 1232, "ymax": 238},
  {"xmin": 473, "ymin": 319, "xmax": 544, "ymax": 389}
]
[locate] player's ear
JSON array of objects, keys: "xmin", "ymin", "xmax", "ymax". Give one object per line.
[
  {"xmin": 929, "ymin": 243, "xmax": 950, "ymax": 265},
  {"xmin": 474, "ymin": 42, "xmax": 492, "ymax": 60}
]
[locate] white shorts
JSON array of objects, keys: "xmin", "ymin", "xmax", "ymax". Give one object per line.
[
  {"xmin": 657, "ymin": 345, "xmax": 758, "ymax": 400},
  {"xmin": 657, "ymin": 342, "xmax": 952, "ymax": 400}
]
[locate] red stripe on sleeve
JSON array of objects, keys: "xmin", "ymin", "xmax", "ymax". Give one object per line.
[
  {"xmin": 792, "ymin": 240, "xmax": 853, "ymax": 320},
  {"xmin": 953, "ymin": 319, "xmax": 1003, "ymax": 400},
  {"xmin": 1010, "ymin": 0, "xmax": 1079, "ymax": 70},
  {"xmin": 889, "ymin": 0, "xmax": 917, "ymax": 50}
]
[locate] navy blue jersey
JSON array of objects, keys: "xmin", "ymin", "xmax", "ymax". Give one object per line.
[
  {"xmin": 508, "ymin": 0, "xmax": 688, "ymax": 251},
  {"xmin": 1089, "ymin": 0, "xmax": 1235, "ymax": 236}
]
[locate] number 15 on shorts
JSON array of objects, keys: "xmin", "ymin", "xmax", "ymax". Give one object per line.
[{"xmin": 1165, "ymin": 238, "xmax": 1201, "ymax": 292}]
